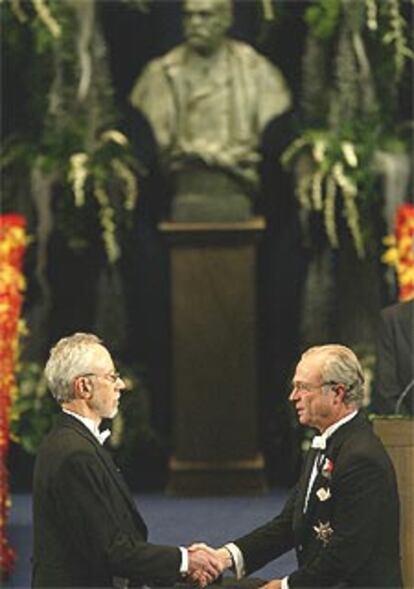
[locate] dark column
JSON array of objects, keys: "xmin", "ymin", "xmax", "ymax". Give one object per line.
[{"xmin": 159, "ymin": 218, "xmax": 267, "ymax": 495}]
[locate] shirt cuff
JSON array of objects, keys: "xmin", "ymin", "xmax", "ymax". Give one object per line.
[
  {"xmin": 281, "ymin": 576, "xmax": 289, "ymax": 589},
  {"xmin": 179, "ymin": 547, "xmax": 188, "ymax": 574},
  {"xmin": 224, "ymin": 542, "xmax": 245, "ymax": 579}
]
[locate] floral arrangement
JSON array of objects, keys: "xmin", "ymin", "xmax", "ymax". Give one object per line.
[
  {"xmin": 282, "ymin": 133, "xmax": 364, "ymax": 257},
  {"xmin": 2, "ymin": 0, "xmax": 143, "ymax": 265},
  {"xmin": 66, "ymin": 129, "xmax": 139, "ymax": 263},
  {"xmin": 282, "ymin": 0, "xmax": 413, "ymax": 258},
  {"xmin": 0, "ymin": 214, "xmax": 27, "ymax": 579},
  {"xmin": 382, "ymin": 203, "xmax": 414, "ymax": 302}
]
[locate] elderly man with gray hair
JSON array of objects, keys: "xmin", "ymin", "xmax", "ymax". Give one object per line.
[
  {"xmin": 32, "ymin": 332, "xmax": 223, "ymax": 588},
  {"xmin": 192, "ymin": 344, "xmax": 403, "ymax": 588}
]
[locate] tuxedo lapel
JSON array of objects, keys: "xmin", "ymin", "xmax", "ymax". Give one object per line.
[
  {"xmin": 55, "ymin": 413, "xmax": 148, "ymax": 536},
  {"xmin": 95, "ymin": 446, "xmax": 145, "ymax": 523},
  {"xmin": 325, "ymin": 411, "xmax": 368, "ymax": 461},
  {"xmin": 293, "ymin": 447, "xmax": 319, "ymax": 532}
]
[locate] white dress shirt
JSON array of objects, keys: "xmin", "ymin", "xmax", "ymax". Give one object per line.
[{"xmin": 62, "ymin": 408, "xmax": 111, "ymax": 444}]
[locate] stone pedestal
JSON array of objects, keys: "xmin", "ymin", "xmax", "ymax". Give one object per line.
[{"xmin": 158, "ymin": 218, "xmax": 267, "ymax": 495}]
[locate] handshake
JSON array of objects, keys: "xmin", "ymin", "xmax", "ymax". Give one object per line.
[
  {"xmin": 185, "ymin": 543, "xmax": 282, "ymax": 589},
  {"xmin": 186, "ymin": 542, "xmax": 232, "ymax": 587}
]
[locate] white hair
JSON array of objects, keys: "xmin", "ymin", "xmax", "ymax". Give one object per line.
[
  {"xmin": 302, "ymin": 344, "xmax": 365, "ymax": 407},
  {"xmin": 44, "ymin": 333, "xmax": 103, "ymax": 404}
]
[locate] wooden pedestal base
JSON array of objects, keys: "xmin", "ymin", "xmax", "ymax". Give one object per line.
[
  {"xmin": 167, "ymin": 454, "xmax": 266, "ymax": 496},
  {"xmin": 159, "ymin": 218, "xmax": 266, "ymax": 495},
  {"xmin": 373, "ymin": 418, "xmax": 414, "ymax": 588}
]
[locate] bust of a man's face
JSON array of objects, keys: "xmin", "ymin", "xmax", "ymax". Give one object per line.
[{"xmin": 183, "ymin": 0, "xmax": 232, "ymax": 55}]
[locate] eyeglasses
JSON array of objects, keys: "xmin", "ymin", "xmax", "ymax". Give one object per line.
[
  {"xmin": 291, "ymin": 380, "xmax": 357, "ymax": 394},
  {"xmin": 78, "ymin": 371, "xmax": 121, "ymax": 384},
  {"xmin": 291, "ymin": 381, "xmax": 336, "ymax": 394}
]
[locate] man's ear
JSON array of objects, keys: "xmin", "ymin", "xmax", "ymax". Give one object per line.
[
  {"xmin": 333, "ymin": 384, "xmax": 346, "ymax": 403},
  {"xmin": 74, "ymin": 376, "xmax": 92, "ymax": 399}
]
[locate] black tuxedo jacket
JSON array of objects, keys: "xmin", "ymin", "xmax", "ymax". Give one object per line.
[
  {"xmin": 32, "ymin": 412, "xmax": 181, "ymax": 588},
  {"xmin": 234, "ymin": 413, "xmax": 403, "ymax": 588},
  {"xmin": 375, "ymin": 300, "xmax": 414, "ymax": 415}
]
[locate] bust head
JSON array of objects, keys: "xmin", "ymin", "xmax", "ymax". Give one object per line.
[{"xmin": 182, "ymin": 0, "xmax": 233, "ymax": 56}]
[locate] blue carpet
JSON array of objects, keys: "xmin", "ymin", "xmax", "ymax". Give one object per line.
[{"xmin": 6, "ymin": 490, "xmax": 297, "ymax": 588}]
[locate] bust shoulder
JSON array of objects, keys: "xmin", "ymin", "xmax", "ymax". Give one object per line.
[
  {"xmin": 155, "ymin": 44, "xmax": 188, "ymax": 70},
  {"xmin": 225, "ymin": 39, "xmax": 272, "ymax": 66}
]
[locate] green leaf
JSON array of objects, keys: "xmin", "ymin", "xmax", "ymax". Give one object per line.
[{"xmin": 304, "ymin": 0, "xmax": 341, "ymax": 40}]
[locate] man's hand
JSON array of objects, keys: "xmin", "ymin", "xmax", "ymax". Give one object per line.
[
  {"xmin": 186, "ymin": 542, "xmax": 230, "ymax": 587},
  {"xmin": 260, "ymin": 580, "xmax": 282, "ymax": 589},
  {"xmin": 187, "ymin": 545, "xmax": 224, "ymax": 587}
]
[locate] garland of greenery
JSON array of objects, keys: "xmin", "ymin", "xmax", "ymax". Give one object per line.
[
  {"xmin": 282, "ymin": 0, "xmax": 413, "ymax": 258},
  {"xmin": 1, "ymin": 0, "xmax": 143, "ymax": 264}
]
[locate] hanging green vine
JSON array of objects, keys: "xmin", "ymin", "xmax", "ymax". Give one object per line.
[
  {"xmin": 1, "ymin": 0, "xmax": 144, "ymax": 263},
  {"xmin": 282, "ymin": 0, "xmax": 412, "ymax": 258},
  {"xmin": 66, "ymin": 130, "xmax": 139, "ymax": 263}
]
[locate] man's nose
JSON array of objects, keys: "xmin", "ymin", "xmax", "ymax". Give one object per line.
[
  {"xmin": 288, "ymin": 388, "xmax": 298, "ymax": 402},
  {"xmin": 117, "ymin": 377, "xmax": 126, "ymax": 392}
]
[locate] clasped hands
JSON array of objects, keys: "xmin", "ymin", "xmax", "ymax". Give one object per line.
[
  {"xmin": 186, "ymin": 542, "xmax": 282, "ymax": 589},
  {"xmin": 186, "ymin": 542, "xmax": 231, "ymax": 587}
]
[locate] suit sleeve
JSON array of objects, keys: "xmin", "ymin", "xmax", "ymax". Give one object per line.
[
  {"xmin": 233, "ymin": 484, "xmax": 297, "ymax": 574},
  {"xmin": 288, "ymin": 450, "xmax": 391, "ymax": 587},
  {"xmin": 52, "ymin": 450, "xmax": 181, "ymax": 586}
]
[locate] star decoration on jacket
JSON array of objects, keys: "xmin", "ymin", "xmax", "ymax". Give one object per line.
[{"xmin": 313, "ymin": 520, "xmax": 334, "ymax": 546}]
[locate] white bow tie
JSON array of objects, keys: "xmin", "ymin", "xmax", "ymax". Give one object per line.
[
  {"xmin": 96, "ymin": 429, "xmax": 111, "ymax": 445},
  {"xmin": 311, "ymin": 435, "xmax": 326, "ymax": 450}
]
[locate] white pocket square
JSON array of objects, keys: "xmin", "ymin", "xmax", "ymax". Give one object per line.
[{"xmin": 316, "ymin": 487, "xmax": 331, "ymax": 501}]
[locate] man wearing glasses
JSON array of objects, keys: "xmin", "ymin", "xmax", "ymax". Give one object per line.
[
  {"xmin": 32, "ymin": 332, "xmax": 222, "ymax": 588},
  {"xmin": 191, "ymin": 344, "xmax": 403, "ymax": 588}
]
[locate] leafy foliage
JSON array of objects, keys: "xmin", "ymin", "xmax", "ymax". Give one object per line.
[
  {"xmin": 305, "ymin": 0, "xmax": 341, "ymax": 39},
  {"xmin": 283, "ymin": 0, "xmax": 412, "ymax": 257},
  {"xmin": 10, "ymin": 362, "xmax": 58, "ymax": 454},
  {"xmin": 1, "ymin": 0, "xmax": 141, "ymax": 263}
]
